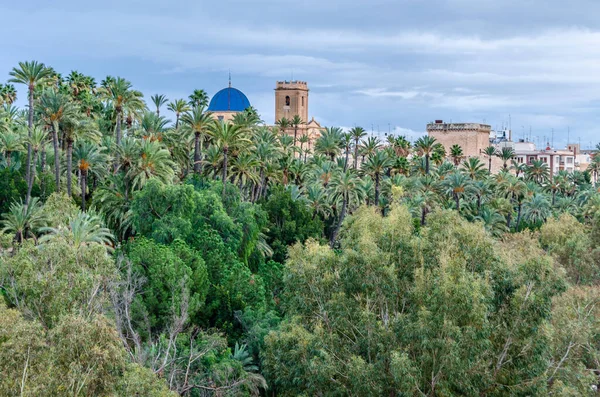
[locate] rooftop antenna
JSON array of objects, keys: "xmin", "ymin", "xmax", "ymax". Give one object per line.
[
  {"xmin": 509, "ymin": 114, "xmax": 512, "ymax": 132},
  {"xmin": 228, "ymin": 70, "xmax": 231, "ymax": 88},
  {"xmin": 551, "ymin": 128, "xmax": 554, "ymax": 149}
]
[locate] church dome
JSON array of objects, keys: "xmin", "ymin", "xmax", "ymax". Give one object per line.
[{"xmin": 208, "ymin": 87, "xmax": 251, "ymax": 112}]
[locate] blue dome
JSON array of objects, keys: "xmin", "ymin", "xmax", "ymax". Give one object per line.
[{"xmin": 208, "ymin": 87, "xmax": 251, "ymax": 112}]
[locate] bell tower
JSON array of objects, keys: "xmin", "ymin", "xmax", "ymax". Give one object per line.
[{"xmin": 274, "ymin": 81, "xmax": 309, "ymax": 124}]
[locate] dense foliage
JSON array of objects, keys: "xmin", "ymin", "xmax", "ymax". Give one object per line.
[{"xmin": 1, "ymin": 61, "xmax": 600, "ymax": 395}]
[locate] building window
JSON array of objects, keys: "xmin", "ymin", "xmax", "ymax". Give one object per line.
[
  {"xmin": 302, "ymin": 96, "xmax": 304, "ymax": 106},
  {"xmin": 285, "ymin": 96, "xmax": 290, "ymax": 106},
  {"xmin": 567, "ymin": 157, "xmax": 573, "ymax": 164},
  {"xmin": 541, "ymin": 157, "xmax": 547, "ymax": 163},
  {"xmin": 217, "ymin": 116, "xmax": 224, "ymax": 121},
  {"xmin": 518, "ymin": 157, "xmax": 523, "ymax": 164}
]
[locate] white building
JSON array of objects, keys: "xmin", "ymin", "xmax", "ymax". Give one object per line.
[{"xmin": 513, "ymin": 141, "xmax": 576, "ymax": 174}]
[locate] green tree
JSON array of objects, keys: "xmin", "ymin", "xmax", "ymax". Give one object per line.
[
  {"xmin": 167, "ymin": 98, "xmax": 190, "ymax": 129},
  {"xmin": 362, "ymin": 150, "xmax": 392, "ymax": 206},
  {"xmin": 414, "ymin": 135, "xmax": 437, "ymax": 174},
  {"xmin": 181, "ymin": 106, "xmax": 213, "ymax": 175},
  {"xmin": 150, "ymin": 93, "xmax": 168, "ymax": 116}
]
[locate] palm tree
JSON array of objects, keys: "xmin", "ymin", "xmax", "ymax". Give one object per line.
[
  {"xmin": 25, "ymin": 127, "xmax": 48, "ymax": 204},
  {"xmin": 40, "ymin": 211, "xmax": 114, "ymax": 250},
  {"xmin": 496, "ymin": 147, "xmax": 515, "ymax": 171},
  {"xmin": 362, "ymin": 150, "xmax": 392, "ymax": 206},
  {"xmin": 341, "ymin": 133, "xmax": 353, "ymax": 171},
  {"xmin": 9, "ymin": 61, "xmax": 53, "ymax": 188},
  {"xmin": 230, "ymin": 152, "xmax": 260, "ymax": 193},
  {"xmin": 315, "ymin": 127, "xmax": 343, "ymax": 161},
  {"xmin": 460, "ymin": 157, "xmax": 486, "ymax": 180},
  {"xmin": 304, "ymin": 184, "xmax": 331, "ymax": 219},
  {"xmin": 62, "ymin": 116, "xmax": 101, "ymax": 197},
  {"xmin": 129, "ymin": 140, "xmax": 176, "ymax": 190},
  {"xmin": 298, "ymin": 134, "xmax": 310, "ymax": 160},
  {"xmin": 188, "ymin": 89, "xmax": 209, "ymax": 108},
  {"xmin": 290, "ymin": 114, "xmax": 304, "ymax": 148},
  {"xmin": 414, "ymin": 136, "xmax": 437, "ymax": 175},
  {"xmin": 275, "ymin": 117, "xmax": 290, "ymax": 135},
  {"xmin": 0, "ymin": 130, "xmax": 23, "ymax": 168},
  {"xmin": 475, "ymin": 207, "xmax": 508, "ymax": 237},
  {"xmin": 0, "ymin": 84, "xmax": 17, "ymax": 105},
  {"xmin": 150, "ymin": 94, "xmax": 168, "ymax": 116},
  {"xmin": 525, "ymin": 159, "xmax": 550, "ymax": 184},
  {"xmin": 207, "ymin": 120, "xmax": 251, "ymax": 196},
  {"xmin": 181, "ymin": 106, "xmax": 213, "ymax": 174},
  {"xmin": 36, "ymin": 90, "xmax": 78, "ymax": 191},
  {"xmin": 1, "ymin": 197, "xmax": 47, "ymax": 244},
  {"xmin": 360, "ymin": 136, "xmax": 382, "ymax": 161},
  {"xmin": 73, "ymin": 141, "xmax": 107, "ymax": 211},
  {"xmin": 510, "ymin": 160, "xmax": 527, "ymax": 178},
  {"xmin": 450, "ymin": 144, "xmax": 464, "ymax": 166},
  {"xmin": 349, "ymin": 126, "xmax": 367, "ymax": 169},
  {"xmin": 167, "ymin": 99, "xmax": 190, "ymax": 129},
  {"xmin": 522, "ymin": 194, "xmax": 551, "ymax": 226},
  {"xmin": 99, "ymin": 77, "xmax": 144, "ymax": 169},
  {"xmin": 329, "ymin": 170, "xmax": 360, "ymax": 246},
  {"xmin": 442, "ymin": 171, "xmax": 473, "ymax": 211},
  {"xmin": 482, "ymin": 146, "xmax": 496, "ymax": 174}
]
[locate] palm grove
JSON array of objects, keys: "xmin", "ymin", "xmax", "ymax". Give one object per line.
[{"xmin": 1, "ymin": 61, "xmax": 600, "ymax": 396}]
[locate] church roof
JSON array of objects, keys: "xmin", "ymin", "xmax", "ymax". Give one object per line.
[{"xmin": 208, "ymin": 87, "xmax": 251, "ymax": 112}]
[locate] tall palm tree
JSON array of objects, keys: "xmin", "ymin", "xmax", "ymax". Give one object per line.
[
  {"xmin": 510, "ymin": 160, "xmax": 527, "ymax": 178},
  {"xmin": 188, "ymin": 89, "xmax": 209, "ymax": 108},
  {"xmin": 73, "ymin": 141, "xmax": 107, "ymax": 211},
  {"xmin": 298, "ymin": 134, "xmax": 310, "ymax": 160},
  {"xmin": 414, "ymin": 136, "xmax": 437, "ymax": 175},
  {"xmin": 181, "ymin": 106, "xmax": 213, "ymax": 174},
  {"xmin": 25, "ymin": 127, "xmax": 48, "ymax": 204},
  {"xmin": 150, "ymin": 94, "xmax": 168, "ymax": 116},
  {"xmin": 99, "ymin": 77, "xmax": 144, "ymax": 168},
  {"xmin": 36, "ymin": 90, "xmax": 78, "ymax": 191},
  {"xmin": 167, "ymin": 99, "xmax": 191, "ymax": 129},
  {"xmin": 207, "ymin": 120, "xmax": 251, "ymax": 196},
  {"xmin": 304, "ymin": 184, "xmax": 331, "ymax": 219},
  {"xmin": 450, "ymin": 144, "xmax": 464, "ymax": 166},
  {"xmin": 315, "ymin": 127, "xmax": 343, "ymax": 161},
  {"xmin": 230, "ymin": 152, "xmax": 260, "ymax": 193},
  {"xmin": 329, "ymin": 170, "xmax": 360, "ymax": 246},
  {"xmin": 349, "ymin": 126, "xmax": 367, "ymax": 169},
  {"xmin": 290, "ymin": 114, "xmax": 304, "ymax": 148},
  {"xmin": 362, "ymin": 150, "xmax": 392, "ymax": 206},
  {"xmin": 360, "ymin": 136, "xmax": 382, "ymax": 161},
  {"xmin": 62, "ymin": 116, "xmax": 101, "ymax": 197},
  {"xmin": 482, "ymin": 146, "xmax": 496, "ymax": 174},
  {"xmin": 1, "ymin": 197, "xmax": 47, "ymax": 244},
  {"xmin": 9, "ymin": 61, "xmax": 53, "ymax": 188},
  {"xmin": 496, "ymin": 147, "xmax": 515, "ymax": 171},
  {"xmin": 341, "ymin": 133, "xmax": 353, "ymax": 171}
]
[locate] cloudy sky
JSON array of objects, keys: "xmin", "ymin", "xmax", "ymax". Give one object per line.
[{"xmin": 2, "ymin": 0, "xmax": 600, "ymax": 148}]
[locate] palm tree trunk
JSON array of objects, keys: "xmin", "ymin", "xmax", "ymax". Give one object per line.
[
  {"xmin": 344, "ymin": 149, "xmax": 350, "ymax": 172},
  {"xmin": 52, "ymin": 122, "xmax": 60, "ymax": 192},
  {"xmin": 194, "ymin": 131, "xmax": 201, "ymax": 174},
  {"xmin": 114, "ymin": 111, "xmax": 122, "ymax": 172},
  {"xmin": 421, "ymin": 207, "xmax": 427, "ymax": 226},
  {"xmin": 175, "ymin": 114, "xmax": 180, "ymax": 129},
  {"xmin": 26, "ymin": 150, "xmax": 37, "ymax": 204},
  {"xmin": 5, "ymin": 151, "xmax": 11, "ymax": 168},
  {"xmin": 516, "ymin": 203, "xmax": 522, "ymax": 232},
  {"xmin": 331, "ymin": 193, "xmax": 348, "ymax": 247},
  {"xmin": 552, "ymin": 190, "xmax": 556, "ymax": 206},
  {"xmin": 222, "ymin": 148, "xmax": 228, "ymax": 197},
  {"xmin": 66, "ymin": 140, "xmax": 73, "ymax": 197},
  {"xmin": 354, "ymin": 140, "xmax": 359, "ymax": 169},
  {"xmin": 425, "ymin": 154, "xmax": 430, "ymax": 175},
  {"xmin": 81, "ymin": 171, "xmax": 87, "ymax": 211},
  {"xmin": 293, "ymin": 127, "xmax": 298, "ymax": 149},
  {"xmin": 25, "ymin": 86, "xmax": 33, "ymax": 190},
  {"xmin": 374, "ymin": 172, "xmax": 380, "ymax": 206}
]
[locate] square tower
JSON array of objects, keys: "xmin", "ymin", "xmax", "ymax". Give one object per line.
[{"xmin": 274, "ymin": 81, "xmax": 309, "ymax": 123}]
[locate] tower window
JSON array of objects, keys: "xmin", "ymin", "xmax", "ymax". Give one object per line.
[
  {"xmin": 285, "ymin": 96, "xmax": 290, "ymax": 106},
  {"xmin": 302, "ymin": 96, "xmax": 304, "ymax": 106}
]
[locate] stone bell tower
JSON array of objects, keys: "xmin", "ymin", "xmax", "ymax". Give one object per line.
[{"xmin": 274, "ymin": 81, "xmax": 309, "ymax": 124}]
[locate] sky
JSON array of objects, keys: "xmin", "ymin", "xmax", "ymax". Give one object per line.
[{"xmin": 2, "ymin": 0, "xmax": 600, "ymax": 148}]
